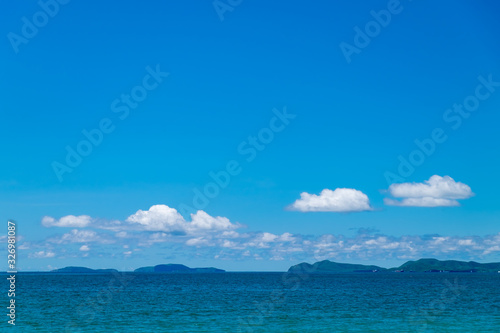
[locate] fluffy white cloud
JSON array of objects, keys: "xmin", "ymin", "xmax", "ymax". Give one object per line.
[
  {"xmin": 189, "ymin": 210, "xmax": 238, "ymax": 232},
  {"xmin": 126, "ymin": 205, "xmax": 185, "ymax": 232},
  {"xmin": 126, "ymin": 205, "xmax": 240, "ymax": 235},
  {"xmin": 279, "ymin": 232, "xmax": 294, "ymax": 242},
  {"xmin": 385, "ymin": 175, "xmax": 474, "ymax": 207},
  {"xmin": 261, "ymin": 232, "xmax": 278, "ymax": 242},
  {"xmin": 79, "ymin": 245, "xmax": 90, "ymax": 251},
  {"xmin": 288, "ymin": 188, "xmax": 372, "ymax": 212},
  {"xmin": 42, "ymin": 215, "xmax": 93, "ymax": 228},
  {"xmin": 388, "ymin": 175, "xmax": 473, "ymax": 199}
]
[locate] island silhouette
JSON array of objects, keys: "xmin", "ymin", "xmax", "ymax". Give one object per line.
[
  {"xmin": 50, "ymin": 264, "xmax": 225, "ymax": 274},
  {"xmin": 47, "ymin": 259, "xmax": 500, "ymax": 274}
]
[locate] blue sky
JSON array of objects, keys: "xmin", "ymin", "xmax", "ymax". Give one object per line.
[{"xmin": 1, "ymin": 0, "xmax": 500, "ymax": 271}]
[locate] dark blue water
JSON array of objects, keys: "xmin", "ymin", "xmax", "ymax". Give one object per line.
[{"xmin": 7, "ymin": 272, "xmax": 500, "ymax": 332}]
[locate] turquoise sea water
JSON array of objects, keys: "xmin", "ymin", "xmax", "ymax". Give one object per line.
[{"xmin": 7, "ymin": 272, "xmax": 500, "ymax": 332}]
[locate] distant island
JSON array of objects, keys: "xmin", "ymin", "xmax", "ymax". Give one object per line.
[
  {"xmin": 50, "ymin": 264, "xmax": 225, "ymax": 274},
  {"xmin": 46, "ymin": 259, "xmax": 500, "ymax": 274},
  {"xmin": 134, "ymin": 264, "xmax": 225, "ymax": 273},
  {"xmin": 395, "ymin": 258, "xmax": 500, "ymax": 273},
  {"xmin": 288, "ymin": 258, "xmax": 500, "ymax": 274},
  {"xmin": 50, "ymin": 266, "xmax": 119, "ymax": 274},
  {"xmin": 288, "ymin": 260, "xmax": 385, "ymax": 273}
]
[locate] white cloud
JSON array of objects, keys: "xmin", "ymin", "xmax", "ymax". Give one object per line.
[
  {"xmin": 389, "ymin": 175, "xmax": 473, "ymax": 199},
  {"xmin": 222, "ymin": 240, "xmax": 237, "ymax": 248},
  {"xmin": 483, "ymin": 246, "xmax": 500, "ymax": 255},
  {"xmin": 31, "ymin": 251, "xmax": 55, "ymax": 258},
  {"xmin": 220, "ymin": 231, "xmax": 240, "ymax": 238},
  {"xmin": 189, "ymin": 210, "xmax": 238, "ymax": 232},
  {"xmin": 42, "ymin": 215, "xmax": 93, "ymax": 228},
  {"xmin": 288, "ymin": 188, "xmax": 372, "ymax": 212},
  {"xmin": 48, "ymin": 229, "xmax": 112, "ymax": 244},
  {"xmin": 126, "ymin": 205, "xmax": 240, "ymax": 234},
  {"xmin": 279, "ymin": 232, "xmax": 294, "ymax": 242},
  {"xmin": 385, "ymin": 175, "xmax": 473, "ymax": 207},
  {"xmin": 126, "ymin": 205, "xmax": 185, "ymax": 232},
  {"xmin": 384, "ymin": 197, "xmax": 460, "ymax": 207},
  {"xmin": 458, "ymin": 239, "xmax": 475, "ymax": 246},
  {"xmin": 79, "ymin": 245, "xmax": 90, "ymax": 251},
  {"xmin": 186, "ymin": 237, "xmax": 212, "ymax": 247},
  {"xmin": 244, "ymin": 232, "xmax": 283, "ymax": 249},
  {"xmin": 61, "ymin": 230, "xmax": 98, "ymax": 243},
  {"xmin": 261, "ymin": 232, "xmax": 278, "ymax": 242}
]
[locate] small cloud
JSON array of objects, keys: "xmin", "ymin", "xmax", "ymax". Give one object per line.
[
  {"xmin": 189, "ymin": 210, "xmax": 238, "ymax": 231},
  {"xmin": 48, "ymin": 229, "xmax": 112, "ymax": 244},
  {"xmin": 288, "ymin": 188, "xmax": 372, "ymax": 212},
  {"xmin": 385, "ymin": 175, "xmax": 474, "ymax": 207},
  {"xmin": 458, "ymin": 239, "xmax": 475, "ymax": 246},
  {"xmin": 186, "ymin": 237, "xmax": 212, "ymax": 247},
  {"xmin": 31, "ymin": 251, "xmax": 55, "ymax": 258},
  {"xmin": 42, "ymin": 215, "xmax": 93, "ymax": 228},
  {"xmin": 79, "ymin": 245, "xmax": 90, "ymax": 251},
  {"xmin": 483, "ymin": 246, "xmax": 500, "ymax": 255},
  {"xmin": 279, "ymin": 232, "xmax": 294, "ymax": 242},
  {"xmin": 261, "ymin": 232, "xmax": 278, "ymax": 242},
  {"xmin": 384, "ymin": 197, "xmax": 460, "ymax": 207}
]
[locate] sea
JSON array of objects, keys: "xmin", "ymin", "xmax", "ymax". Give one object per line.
[{"xmin": 6, "ymin": 272, "xmax": 500, "ymax": 332}]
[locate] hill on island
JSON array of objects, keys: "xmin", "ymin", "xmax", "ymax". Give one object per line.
[
  {"xmin": 288, "ymin": 258, "xmax": 500, "ymax": 273},
  {"xmin": 134, "ymin": 264, "xmax": 225, "ymax": 273},
  {"xmin": 50, "ymin": 264, "xmax": 225, "ymax": 274},
  {"xmin": 288, "ymin": 260, "xmax": 386, "ymax": 274},
  {"xmin": 395, "ymin": 258, "xmax": 500, "ymax": 272},
  {"xmin": 51, "ymin": 266, "xmax": 119, "ymax": 273}
]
